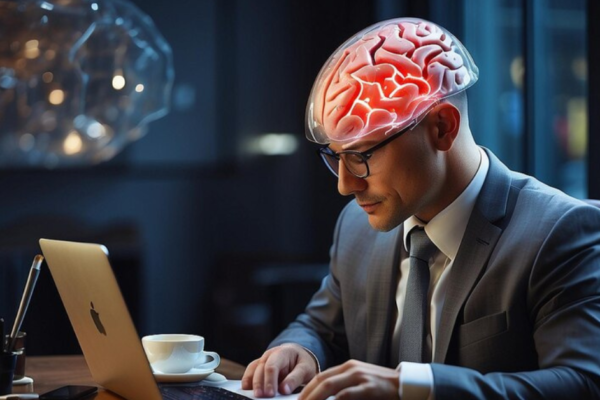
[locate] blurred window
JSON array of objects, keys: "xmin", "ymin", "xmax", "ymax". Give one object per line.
[{"xmin": 431, "ymin": 0, "xmax": 587, "ymax": 198}]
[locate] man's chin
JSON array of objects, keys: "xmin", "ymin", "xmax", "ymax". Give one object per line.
[
  {"xmin": 366, "ymin": 214, "xmax": 396, "ymax": 232},
  {"xmin": 364, "ymin": 207, "xmax": 407, "ymax": 232}
]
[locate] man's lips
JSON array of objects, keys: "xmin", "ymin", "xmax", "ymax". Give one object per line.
[{"xmin": 358, "ymin": 202, "xmax": 381, "ymax": 213}]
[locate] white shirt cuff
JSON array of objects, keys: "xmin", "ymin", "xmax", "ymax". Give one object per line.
[{"xmin": 398, "ymin": 362, "xmax": 434, "ymax": 400}]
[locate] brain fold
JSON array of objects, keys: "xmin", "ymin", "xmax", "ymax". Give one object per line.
[{"xmin": 307, "ymin": 18, "xmax": 478, "ymax": 144}]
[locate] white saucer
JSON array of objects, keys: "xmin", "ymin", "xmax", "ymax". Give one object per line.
[
  {"xmin": 153, "ymin": 367, "xmax": 215, "ymax": 383},
  {"xmin": 13, "ymin": 376, "xmax": 34, "ymax": 386}
]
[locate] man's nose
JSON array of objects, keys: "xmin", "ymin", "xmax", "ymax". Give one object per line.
[{"xmin": 338, "ymin": 161, "xmax": 367, "ymax": 196}]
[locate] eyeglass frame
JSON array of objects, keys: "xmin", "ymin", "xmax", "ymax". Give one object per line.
[{"xmin": 317, "ymin": 110, "xmax": 432, "ymax": 179}]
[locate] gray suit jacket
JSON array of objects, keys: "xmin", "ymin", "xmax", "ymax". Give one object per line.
[{"xmin": 271, "ymin": 149, "xmax": 600, "ymax": 399}]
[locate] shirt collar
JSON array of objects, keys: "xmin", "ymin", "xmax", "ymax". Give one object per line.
[{"xmin": 403, "ymin": 147, "xmax": 490, "ymax": 260}]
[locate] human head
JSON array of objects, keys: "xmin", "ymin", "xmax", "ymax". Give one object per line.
[
  {"xmin": 305, "ymin": 17, "xmax": 478, "ymax": 146},
  {"xmin": 307, "ymin": 19, "xmax": 480, "ymax": 230}
]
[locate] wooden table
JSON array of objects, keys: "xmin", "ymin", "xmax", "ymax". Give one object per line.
[{"xmin": 22, "ymin": 355, "xmax": 246, "ymax": 396}]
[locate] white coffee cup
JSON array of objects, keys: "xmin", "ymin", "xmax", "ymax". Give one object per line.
[{"xmin": 141, "ymin": 334, "xmax": 220, "ymax": 374}]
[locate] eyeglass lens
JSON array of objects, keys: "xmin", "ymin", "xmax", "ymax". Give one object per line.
[
  {"xmin": 320, "ymin": 152, "xmax": 340, "ymax": 177},
  {"xmin": 320, "ymin": 151, "xmax": 369, "ymax": 178}
]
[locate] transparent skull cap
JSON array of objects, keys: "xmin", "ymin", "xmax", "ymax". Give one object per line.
[{"xmin": 306, "ymin": 18, "xmax": 478, "ymax": 145}]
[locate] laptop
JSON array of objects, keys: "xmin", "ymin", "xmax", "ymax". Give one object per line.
[{"xmin": 39, "ymin": 238, "xmax": 251, "ymax": 400}]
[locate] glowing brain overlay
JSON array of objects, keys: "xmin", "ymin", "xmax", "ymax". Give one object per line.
[{"xmin": 306, "ymin": 18, "xmax": 478, "ymax": 144}]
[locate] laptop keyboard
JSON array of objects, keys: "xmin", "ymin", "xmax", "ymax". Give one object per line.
[{"xmin": 160, "ymin": 385, "xmax": 252, "ymax": 400}]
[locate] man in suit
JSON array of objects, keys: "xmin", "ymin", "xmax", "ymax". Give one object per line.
[{"xmin": 241, "ymin": 18, "xmax": 600, "ymax": 399}]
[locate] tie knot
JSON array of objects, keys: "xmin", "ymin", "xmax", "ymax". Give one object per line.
[{"xmin": 408, "ymin": 228, "xmax": 437, "ymax": 262}]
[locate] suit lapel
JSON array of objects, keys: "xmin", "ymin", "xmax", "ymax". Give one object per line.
[
  {"xmin": 433, "ymin": 208, "xmax": 502, "ymax": 362},
  {"xmin": 433, "ymin": 149, "xmax": 512, "ymax": 363},
  {"xmin": 366, "ymin": 226, "xmax": 402, "ymax": 365}
]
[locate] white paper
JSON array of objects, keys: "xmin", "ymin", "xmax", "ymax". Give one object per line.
[{"xmin": 219, "ymin": 380, "xmax": 300, "ymax": 399}]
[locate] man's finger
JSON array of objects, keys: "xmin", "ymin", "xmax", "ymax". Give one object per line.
[
  {"xmin": 279, "ymin": 361, "xmax": 313, "ymax": 395},
  {"xmin": 241, "ymin": 359, "xmax": 259, "ymax": 390},
  {"xmin": 252, "ymin": 359, "xmax": 266, "ymax": 398},
  {"xmin": 300, "ymin": 362, "xmax": 344, "ymax": 395},
  {"xmin": 300, "ymin": 372, "xmax": 352, "ymax": 400},
  {"xmin": 329, "ymin": 385, "xmax": 368, "ymax": 400},
  {"xmin": 262, "ymin": 355, "xmax": 289, "ymax": 397},
  {"xmin": 243, "ymin": 345, "xmax": 318, "ymax": 398}
]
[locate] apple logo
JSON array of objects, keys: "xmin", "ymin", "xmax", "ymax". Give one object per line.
[{"xmin": 90, "ymin": 302, "xmax": 107, "ymax": 336}]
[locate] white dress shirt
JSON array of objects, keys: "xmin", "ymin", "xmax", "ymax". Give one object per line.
[{"xmin": 395, "ymin": 148, "xmax": 489, "ymax": 399}]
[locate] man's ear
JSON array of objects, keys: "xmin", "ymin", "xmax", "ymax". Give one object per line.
[{"xmin": 433, "ymin": 103, "xmax": 460, "ymax": 151}]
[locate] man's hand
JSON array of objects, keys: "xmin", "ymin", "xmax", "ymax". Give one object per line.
[
  {"xmin": 298, "ymin": 360, "xmax": 400, "ymax": 400},
  {"xmin": 241, "ymin": 343, "xmax": 319, "ymax": 398}
]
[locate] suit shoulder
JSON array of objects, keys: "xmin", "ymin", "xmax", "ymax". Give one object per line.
[{"xmin": 509, "ymin": 171, "xmax": 596, "ymax": 214}]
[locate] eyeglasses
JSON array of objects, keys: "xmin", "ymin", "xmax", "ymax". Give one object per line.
[{"xmin": 317, "ymin": 122, "xmax": 415, "ymax": 179}]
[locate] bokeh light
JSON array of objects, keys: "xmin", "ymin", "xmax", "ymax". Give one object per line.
[{"xmin": 0, "ymin": 0, "xmax": 174, "ymax": 168}]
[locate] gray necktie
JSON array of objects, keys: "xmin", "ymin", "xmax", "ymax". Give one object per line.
[{"xmin": 398, "ymin": 227, "xmax": 437, "ymax": 363}]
